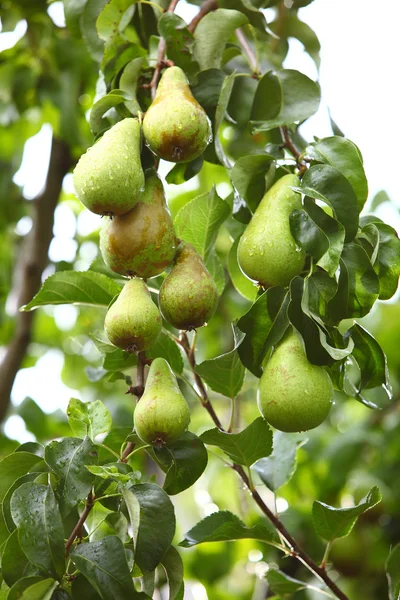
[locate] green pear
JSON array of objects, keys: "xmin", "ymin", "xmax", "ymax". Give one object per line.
[
  {"xmin": 159, "ymin": 242, "xmax": 218, "ymax": 330},
  {"xmin": 258, "ymin": 329, "xmax": 333, "ymax": 432},
  {"xmin": 143, "ymin": 66, "xmax": 212, "ymax": 163},
  {"xmin": 99, "ymin": 169, "xmax": 177, "ymax": 278},
  {"xmin": 73, "ymin": 118, "xmax": 144, "ymax": 216},
  {"xmin": 237, "ymin": 174, "xmax": 306, "ymax": 287},
  {"xmin": 104, "ymin": 278, "xmax": 161, "ymax": 352},
  {"xmin": 134, "ymin": 357, "xmax": 190, "ymax": 446}
]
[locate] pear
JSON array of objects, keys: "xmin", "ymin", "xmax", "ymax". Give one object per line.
[
  {"xmin": 104, "ymin": 278, "xmax": 161, "ymax": 352},
  {"xmin": 258, "ymin": 329, "xmax": 333, "ymax": 432},
  {"xmin": 237, "ymin": 174, "xmax": 306, "ymax": 287},
  {"xmin": 143, "ymin": 66, "xmax": 212, "ymax": 163},
  {"xmin": 159, "ymin": 242, "xmax": 218, "ymax": 330},
  {"xmin": 73, "ymin": 118, "xmax": 144, "ymax": 216},
  {"xmin": 99, "ymin": 169, "xmax": 177, "ymax": 278},
  {"xmin": 134, "ymin": 357, "xmax": 190, "ymax": 446}
]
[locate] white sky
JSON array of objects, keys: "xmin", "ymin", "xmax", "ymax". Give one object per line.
[{"xmin": 1, "ymin": 0, "xmax": 400, "ymax": 441}]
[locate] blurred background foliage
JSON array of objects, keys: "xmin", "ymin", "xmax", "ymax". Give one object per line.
[{"xmin": 0, "ymin": 0, "xmax": 399, "ymax": 598}]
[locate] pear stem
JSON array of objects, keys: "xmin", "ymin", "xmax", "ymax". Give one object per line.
[
  {"xmin": 187, "ymin": 0, "xmax": 218, "ymax": 33},
  {"xmin": 147, "ymin": 0, "xmax": 180, "ymax": 99},
  {"xmin": 185, "ymin": 337, "xmax": 349, "ymax": 600},
  {"xmin": 280, "ymin": 126, "xmax": 308, "ymax": 176},
  {"xmin": 65, "ymin": 491, "xmax": 95, "ymax": 557},
  {"xmin": 121, "ymin": 351, "xmax": 147, "ymax": 462},
  {"xmin": 235, "ymin": 28, "xmax": 260, "ymax": 76}
]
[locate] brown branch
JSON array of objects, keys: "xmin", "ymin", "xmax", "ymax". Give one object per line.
[
  {"xmin": 280, "ymin": 125, "xmax": 308, "ymax": 176},
  {"xmin": 65, "ymin": 491, "xmax": 95, "ymax": 557},
  {"xmin": 186, "ymin": 338, "xmax": 349, "ymax": 600},
  {"xmin": 235, "ymin": 28, "xmax": 260, "ymax": 76},
  {"xmin": 187, "ymin": 0, "xmax": 217, "ymax": 33},
  {"xmin": 0, "ymin": 137, "xmax": 72, "ymax": 424},
  {"xmin": 121, "ymin": 351, "xmax": 147, "ymax": 462}
]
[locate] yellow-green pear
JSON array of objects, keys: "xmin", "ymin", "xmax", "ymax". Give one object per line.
[
  {"xmin": 104, "ymin": 278, "xmax": 161, "ymax": 352},
  {"xmin": 237, "ymin": 174, "xmax": 306, "ymax": 287},
  {"xmin": 159, "ymin": 242, "xmax": 218, "ymax": 330},
  {"xmin": 73, "ymin": 118, "xmax": 144, "ymax": 216},
  {"xmin": 134, "ymin": 358, "xmax": 190, "ymax": 446},
  {"xmin": 258, "ymin": 329, "xmax": 333, "ymax": 432},
  {"xmin": 143, "ymin": 66, "xmax": 212, "ymax": 163},
  {"xmin": 99, "ymin": 169, "xmax": 177, "ymax": 278}
]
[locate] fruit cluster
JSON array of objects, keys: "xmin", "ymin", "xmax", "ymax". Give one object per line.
[{"xmin": 73, "ymin": 66, "xmax": 334, "ymax": 444}]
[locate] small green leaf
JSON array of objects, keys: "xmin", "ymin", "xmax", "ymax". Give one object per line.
[
  {"xmin": 347, "ymin": 324, "xmax": 391, "ymax": 393},
  {"xmin": 270, "ymin": 14, "xmax": 320, "ymax": 67},
  {"xmin": 200, "ymin": 417, "xmax": 272, "ymax": 467},
  {"xmin": 90, "ymin": 91, "xmax": 127, "ymax": 135},
  {"xmin": 220, "ymin": 0, "xmax": 266, "ymax": 31},
  {"xmin": 228, "ymin": 236, "xmax": 258, "ymax": 301},
  {"xmin": 2, "ymin": 473, "xmax": 38, "ymax": 533},
  {"xmin": 152, "ymin": 432, "xmax": 208, "ymax": 495},
  {"xmin": 179, "ymin": 510, "xmax": 278, "ymax": 547},
  {"xmin": 2, "ymin": 529, "xmax": 35, "ymax": 586},
  {"xmin": 193, "ymin": 9, "xmax": 248, "ymax": 70},
  {"xmin": 361, "ymin": 216, "xmax": 400, "ymax": 300},
  {"xmin": 45, "ymin": 437, "xmax": 98, "ymax": 517},
  {"xmin": 205, "ymin": 250, "xmax": 226, "ymax": 295},
  {"xmin": 161, "ymin": 546, "xmax": 184, "ymax": 600},
  {"xmin": 166, "ymin": 157, "xmax": 203, "ymax": 185},
  {"xmin": 251, "ymin": 69, "xmax": 320, "ymax": 131},
  {"xmin": 11, "ymin": 483, "xmax": 65, "ymax": 579},
  {"xmin": 120, "ymin": 57, "xmax": 146, "ymax": 115},
  {"xmin": 67, "ymin": 399, "xmax": 113, "ymax": 440},
  {"xmin": 0, "ymin": 451, "xmax": 42, "ymax": 502},
  {"xmin": 22, "ymin": 271, "xmax": 121, "ymax": 311},
  {"xmin": 158, "ymin": 13, "xmax": 198, "ymax": 76},
  {"xmin": 174, "ymin": 188, "xmax": 231, "ymax": 259},
  {"xmin": 147, "ymin": 333, "xmax": 184, "ymax": 375},
  {"xmin": 266, "ymin": 569, "xmax": 307, "ymax": 594},
  {"xmin": 96, "ymin": 0, "xmax": 134, "ymax": 42},
  {"xmin": 312, "ymin": 486, "xmax": 382, "ymax": 542},
  {"xmin": 196, "ymin": 341, "xmax": 245, "ymax": 398},
  {"xmin": 237, "ymin": 287, "xmax": 289, "ymax": 377},
  {"xmin": 71, "ymin": 536, "xmax": 137, "ymax": 599},
  {"xmin": 307, "ymin": 136, "xmax": 368, "ymax": 211},
  {"xmin": 253, "ymin": 431, "xmax": 307, "ymax": 492},
  {"xmin": 11, "ymin": 578, "xmax": 58, "ymax": 600},
  {"xmin": 386, "ymin": 543, "xmax": 400, "ymax": 600},
  {"xmin": 302, "ymin": 271, "xmax": 338, "ymax": 327},
  {"xmin": 230, "ymin": 154, "xmax": 275, "ymax": 213}
]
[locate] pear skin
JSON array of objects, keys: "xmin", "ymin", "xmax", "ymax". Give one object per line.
[
  {"xmin": 99, "ymin": 170, "xmax": 177, "ymax": 278},
  {"xmin": 134, "ymin": 358, "xmax": 190, "ymax": 446},
  {"xmin": 237, "ymin": 174, "xmax": 306, "ymax": 287},
  {"xmin": 143, "ymin": 67, "xmax": 212, "ymax": 163},
  {"xmin": 104, "ymin": 278, "xmax": 161, "ymax": 352},
  {"xmin": 258, "ymin": 329, "xmax": 333, "ymax": 432},
  {"xmin": 73, "ymin": 118, "xmax": 144, "ymax": 216},
  {"xmin": 159, "ymin": 242, "xmax": 218, "ymax": 330}
]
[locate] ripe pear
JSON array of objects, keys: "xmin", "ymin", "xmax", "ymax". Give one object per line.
[
  {"xmin": 159, "ymin": 242, "xmax": 218, "ymax": 330},
  {"xmin": 258, "ymin": 329, "xmax": 333, "ymax": 432},
  {"xmin": 143, "ymin": 66, "xmax": 212, "ymax": 163},
  {"xmin": 104, "ymin": 278, "xmax": 161, "ymax": 352},
  {"xmin": 134, "ymin": 358, "xmax": 190, "ymax": 446},
  {"xmin": 73, "ymin": 118, "xmax": 144, "ymax": 216},
  {"xmin": 99, "ymin": 169, "xmax": 177, "ymax": 278},
  {"xmin": 237, "ymin": 174, "xmax": 306, "ymax": 287}
]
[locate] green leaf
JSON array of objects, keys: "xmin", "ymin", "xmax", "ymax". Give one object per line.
[
  {"xmin": 327, "ymin": 243, "xmax": 379, "ymax": 323},
  {"xmin": 2, "ymin": 473, "xmax": 38, "ymax": 533},
  {"xmin": 152, "ymin": 432, "xmax": 208, "ymax": 495},
  {"xmin": 270, "ymin": 14, "xmax": 320, "ymax": 67},
  {"xmin": 89, "ymin": 464, "xmax": 140, "ymax": 485},
  {"xmin": 297, "ymin": 164, "xmax": 359, "ymax": 242},
  {"xmin": 22, "ymin": 271, "xmax": 121, "ymax": 311},
  {"xmin": 67, "ymin": 399, "xmax": 113, "ymax": 440},
  {"xmin": 193, "ymin": 9, "xmax": 248, "ymax": 70},
  {"xmin": 251, "ymin": 69, "xmax": 320, "ymax": 131},
  {"xmin": 266, "ymin": 569, "xmax": 307, "ymax": 594},
  {"xmin": 386, "ymin": 543, "xmax": 400, "ymax": 600},
  {"xmin": 307, "ymin": 136, "xmax": 368, "ymax": 211},
  {"xmin": 347, "ymin": 324, "xmax": 390, "ymax": 392},
  {"xmin": 45, "ymin": 437, "xmax": 98, "ymax": 518},
  {"xmin": 90, "ymin": 91, "xmax": 127, "ymax": 135},
  {"xmin": 10, "ymin": 578, "xmax": 58, "ymax": 600},
  {"xmin": 289, "ymin": 199, "xmax": 345, "ymax": 277},
  {"xmin": 0, "ymin": 451, "xmax": 42, "ymax": 502},
  {"xmin": 161, "ymin": 546, "xmax": 184, "ymax": 600},
  {"xmin": 196, "ymin": 347, "xmax": 245, "ymax": 398},
  {"xmin": 125, "ymin": 483, "xmax": 176, "ymax": 572},
  {"xmin": 120, "ymin": 57, "xmax": 146, "ymax": 115},
  {"xmin": 71, "ymin": 536, "xmax": 137, "ymax": 599},
  {"xmin": 230, "ymin": 154, "xmax": 275, "ymax": 213},
  {"xmin": 205, "ymin": 250, "xmax": 226, "ymax": 295},
  {"xmin": 166, "ymin": 157, "xmax": 203, "ymax": 185},
  {"xmin": 2, "ymin": 529, "xmax": 35, "ymax": 586},
  {"xmin": 228, "ymin": 236, "xmax": 258, "ymax": 301},
  {"xmin": 220, "ymin": 0, "xmax": 266, "ymax": 31},
  {"xmin": 237, "ymin": 287, "xmax": 289, "ymax": 377},
  {"xmin": 147, "ymin": 333, "xmax": 183, "ymax": 375},
  {"xmin": 253, "ymin": 431, "xmax": 307, "ymax": 491},
  {"xmin": 312, "ymin": 486, "xmax": 382, "ymax": 542},
  {"xmin": 10, "ymin": 483, "xmax": 65, "ymax": 579},
  {"xmin": 81, "ymin": 0, "xmax": 109, "ymax": 61},
  {"xmin": 201, "ymin": 417, "xmax": 272, "ymax": 466},
  {"xmin": 179, "ymin": 510, "xmax": 278, "ymax": 547},
  {"xmin": 96, "ymin": 0, "xmax": 134, "ymax": 42},
  {"xmin": 174, "ymin": 188, "xmax": 231, "ymax": 259},
  {"xmin": 302, "ymin": 271, "xmax": 338, "ymax": 327},
  {"xmin": 361, "ymin": 217, "xmax": 400, "ymax": 300},
  {"xmin": 213, "ymin": 72, "xmax": 236, "ymax": 167},
  {"xmin": 158, "ymin": 13, "xmax": 198, "ymax": 76}
]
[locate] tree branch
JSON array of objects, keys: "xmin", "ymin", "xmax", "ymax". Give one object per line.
[
  {"xmin": 65, "ymin": 490, "xmax": 94, "ymax": 557},
  {"xmin": 185, "ymin": 337, "xmax": 349, "ymax": 600},
  {"xmin": 280, "ymin": 125, "xmax": 308, "ymax": 176},
  {"xmin": 0, "ymin": 137, "xmax": 72, "ymax": 424},
  {"xmin": 187, "ymin": 0, "xmax": 218, "ymax": 33},
  {"xmin": 235, "ymin": 28, "xmax": 260, "ymax": 75},
  {"xmin": 121, "ymin": 351, "xmax": 147, "ymax": 462}
]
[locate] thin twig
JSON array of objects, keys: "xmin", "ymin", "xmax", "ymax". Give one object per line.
[
  {"xmin": 235, "ymin": 28, "xmax": 260, "ymax": 76},
  {"xmin": 280, "ymin": 125, "xmax": 308, "ymax": 176},
  {"xmin": 65, "ymin": 491, "xmax": 95, "ymax": 557},
  {"xmin": 187, "ymin": 0, "xmax": 218, "ymax": 33},
  {"xmin": 121, "ymin": 351, "xmax": 147, "ymax": 462}
]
